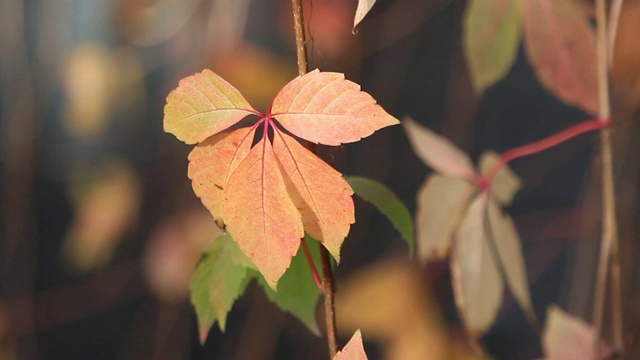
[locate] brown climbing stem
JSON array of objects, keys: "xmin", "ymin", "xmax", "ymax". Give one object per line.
[{"xmin": 290, "ymin": 0, "xmax": 339, "ymax": 358}]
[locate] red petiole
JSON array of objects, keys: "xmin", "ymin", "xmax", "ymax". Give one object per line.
[{"xmin": 481, "ymin": 118, "xmax": 611, "ymax": 187}]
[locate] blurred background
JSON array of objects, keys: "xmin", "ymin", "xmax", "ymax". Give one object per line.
[{"xmin": 1, "ymin": 0, "xmax": 639, "ymax": 359}]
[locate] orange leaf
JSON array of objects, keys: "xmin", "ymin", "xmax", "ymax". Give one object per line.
[
  {"xmin": 188, "ymin": 127, "xmax": 254, "ymax": 224},
  {"xmin": 334, "ymin": 330, "xmax": 368, "ymax": 360},
  {"xmin": 164, "ymin": 69, "xmax": 259, "ymax": 144},
  {"xmin": 273, "ymin": 131, "xmax": 354, "ymax": 261},
  {"xmin": 522, "ymin": 0, "xmax": 598, "ymax": 115},
  {"xmin": 270, "ymin": 69, "xmax": 399, "ymax": 146},
  {"xmin": 222, "ymin": 136, "xmax": 304, "ymax": 288}
]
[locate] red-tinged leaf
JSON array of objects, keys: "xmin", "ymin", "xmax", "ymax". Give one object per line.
[
  {"xmin": 334, "ymin": 330, "xmax": 368, "ymax": 360},
  {"xmin": 270, "ymin": 69, "xmax": 399, "ymax": 146},
  {"xmin": 164, "ymin": 69, "xmax": 258, "ymax": 144},
  {"xmin": 272, "ymin": 131, "xmax": 354, "ymax": 260},
  {"xmin": 464, "ymin": 0, "xmax": 522, "ymax": 94},
  {"xmin": 222, "ymin": 137, "xmax": 304, "ymax": 288},
  {"xmin": 542, "ymin": 306, "xmax": 602, "ymax": 359},
  {"xmin": 353, "ymin": 0, "xmax": 376, "ymax": 30},
  {"xmin": 451, "ymin": 193, "xmax": 503, "ymax": 336},
  {"xmin": 403, "ymin": 118, "xmax": 477, "ymax": 180},
  {"xmin": 188, "ymin": 127, "xmax": 254, "ymax": 224},
  {"xmin": 522, "ymin": 0, "xmax": 598, "ymax": 115},
  {"xmin": 416, "ymin": 175, "xmax": 476, "ymax": 261}
]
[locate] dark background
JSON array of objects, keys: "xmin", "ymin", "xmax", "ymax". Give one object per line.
[{"xmin": 1, "ymin": 0, "xmax": 639, "ymax": 359}]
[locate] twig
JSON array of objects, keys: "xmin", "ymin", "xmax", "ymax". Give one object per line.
[
  {"xmin": 320, "ymin": 246, "xmax": 338, "ymax": 358},
  {"xmin": 291, "ymin": 0, "xmax": 308, "ymax": 76},
  {"xmin": 593, "ymin": 0, "xmax": 624, "ymax": 356},
  {"xmin": 607, "ymin": 0, "xmax": 624, "ymax": 68},
  {"xmin": 290, "ymin": 0, "xmax": 339, "ymax": 357}
]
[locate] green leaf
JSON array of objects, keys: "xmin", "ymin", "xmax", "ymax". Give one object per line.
[
  {"xmin": 346, "ymin": 176, "xmax": 414, "ymax": 254},
  {"xmin": 190, "ymin": 233, "xmax": 254, "ymax": 343},
  {"xmin": 257, "ymin": 234, "xmax": 322, "ymax": 335},
  {"xmin": 464, "ymin": 0, "xmax": 522, "ymax": 94}
]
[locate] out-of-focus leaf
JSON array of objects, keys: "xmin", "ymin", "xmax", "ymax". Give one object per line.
[
  {"xmin": 353, "ymin": 0, "xmax": 376, "ymax": 30},
  {"xmin": 273, "ymin": 132, "xmax": 354, "ymax": 261},
  {"xmin": 334, "ymin": 330, "xmax": 368, "ymax": 360},
  {"xmin": 164, "ymin": 69, "xmax": 257, "ymax": 144},
  {"xmin": 190, "ymin": 233, "xmax": 254, "ymax": 342},
  {"xmin": 522, "ymin": 0, "xmax": 598, "ymax": 115},
  {"xmin": 487, "ymin": 200, "xmax": 535, "ymax": 325},
  {"xmin": 223, "ymin": 137, "xmax": 303, "ymax": 289},
  {"xmin": 336, "ymin": 260, "xmax": 482, "ymax": 360},
  {"xmin": 257, "ymin": 234, "xmax": 322, "ymax": 335},
  {"xmin": 403, "ymin": 118, "xmax": 476, "ymax": 180},
  {"xmin": 63, "ymin": 161, "xmax": 141, "ymax": 272},
  {"xmin": 451, "ymin": 193, "xmax": 503, "ymax": 336},
  {"xmin": 416, "ymin": 175, "xmax": 475, "ymax": 261},
  {"xmin": 464, "ymin": 0, "xmax": 522, "ymax": 94},
  {"xmin": 270, "ymin": 69, "xmax": 399, "ymax": 146},
  {"xmin": 346, "ymin": 176, "xmax": 414, "ymax": 254},
  {"xmin": 145, "ymin": 210, "xmax": 221, "ymax": 302},
  {"xmin": 542, "ymin": 306, "xmax": 603, "ymax": 359},
  {"xmin": 479, "ymin": 151, "xmax": 521, "ymax": 205}
]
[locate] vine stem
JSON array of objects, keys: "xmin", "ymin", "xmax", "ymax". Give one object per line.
[
  {"xmin": 290, "ymin": 0, "xmax": 339, "ymax": 358},
  {"xmin": 483, "ymin": 119, "xmax": 610, "ymax": 185},
  {"xmin": 593, "ymin": 0, "xmax": 624, "ymax": 356}
]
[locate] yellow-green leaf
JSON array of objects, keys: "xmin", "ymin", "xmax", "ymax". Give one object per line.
[
  {"xmin": 164, "ymin": 69, "xmax": 258, "ymax": 144},
  {"xmin": 464, "ymin": 0, "xmax": 522, "ymax": 94}
]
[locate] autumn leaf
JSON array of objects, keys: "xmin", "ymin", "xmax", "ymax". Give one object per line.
[
  {"xmin": 334, "ymin": 330, "xmax": 368, "ymax": 360},
  {"xmin": 522, "ymin": 0, "xmax": 598, "ymax": 115},
  {"xmin": 270, "ymin": 69, "xmax": 399, "ymax": 146},
  {"xmin": 222, "ymin": 136, "xmax": 304, "ymax": 288},
  {"xmin": 165, "ymin": 69, "xmax": 399, "ymax": 287},
  {"xmin": 463, "ymin": 0, "xmax": 522, "ymax": 94},
  {"xmin": 164, "ymin": 69, "xmax": 259, "ymax": 144},
  {"xmin": 190, "ymin": 233, "xmax": 254, "ymax": 342},
  {"xmin": 353, "ymin": 0, "xmax": 377, "ymax": 30},
  {"xmin": 346, "ymin": 176, "xmax": 414, "ymax": 254},
  {"xmin": 273, "ymin": 131, "xmax": 354, "ymax": 261},
  {"xmin": 188, "ymin": 127, "xmax": 254, "ymax": 224}
]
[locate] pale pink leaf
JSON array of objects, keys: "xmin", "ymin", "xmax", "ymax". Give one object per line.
[
  {"xmin": 270, "ymin": 69, "xmax": 399, "ymax": 146},
  {"xmin": 272, "ymin": 131, "xmax": 354, "ymax": 261},
  {"xmin": 451, "ymin": 193, "xmax": 503, "ymax": 336},
  {"xmin": 334, "ymin": 330, "xmax": 368, "ymax": 360},
  {"xmin": 416, "ymin": 175, "xmax": 475, "ymax": 261},
  {"xmin": 523, "ymin": 0, "xmax": 598, "ymax": 115},
  {"xmin": 353, "ymin": 0, "xmax": 377, "ymax": 30},
  {"xmin": 542, "ymin": 306, "xmax": 600, "ymax": 359},
  {"xmin": 222, "ymin": 137, "xmax": 304, "ymax": 288},
  {"xmin": 188, "ymin": 127, "xmax": 254, "ymax": 224},
  {"xmin": 403, "ymin": 118, "xmax": 476, "ymax": 180},
  {"xmin": 164, "ymin": 69, "xmax": 258, "ymax": 144}
]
